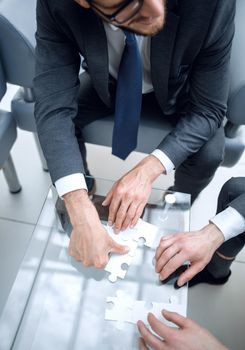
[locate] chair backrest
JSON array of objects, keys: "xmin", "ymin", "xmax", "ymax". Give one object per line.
[
  {"xmin": 0, "ymin": 58, "xmax": 7, "ymax": 100},
  {"xmin": 0, "ymin": 0, "xmax": 36, "ymax": 88},
  {"xmin": 227, "ymin": 0, "xmax": 245, "ymax": 126}
]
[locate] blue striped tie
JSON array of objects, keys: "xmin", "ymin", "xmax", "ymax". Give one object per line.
[{"xmin": 112, "ymin": 29, "xmax": 142, "ymax": 160}]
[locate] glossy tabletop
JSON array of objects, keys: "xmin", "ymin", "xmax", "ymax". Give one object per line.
[{"xmin": 0, "ymin": 178, "xmax": 190, "ymax": 350}]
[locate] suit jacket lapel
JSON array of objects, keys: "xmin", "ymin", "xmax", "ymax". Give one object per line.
[
  {"xmin": 83, "ymin": 11, "xmax": 111, "ymax": 106},
  {"xmin": 151, "ymin": 5, "xmax": 180, "ymax": 111}
]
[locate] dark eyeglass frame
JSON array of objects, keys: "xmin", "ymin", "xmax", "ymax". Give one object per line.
[{"xmin": 87, "ymin": 0, "xmax": 144, "ymax": 25}]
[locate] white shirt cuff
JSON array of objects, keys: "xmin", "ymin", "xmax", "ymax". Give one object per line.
[
  {"xmin": 151, "ymin": 149, "xmax": 175, "ymax": 175},
  {"xmin": 210, "ymin": 206, "xmax": 245, "ymax": 241},
  {"xmin": 55, "ymin": 173, "xmax": 88, "ymax": 198}
]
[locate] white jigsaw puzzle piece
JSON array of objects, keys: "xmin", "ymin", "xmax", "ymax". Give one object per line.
[
  {"xmin": 133, "ymin": 219, "xmax": 159, "ymax": 248},
  {"xmin": 105, "ymin": 290, "xmax": 134, "ymax": 330},
  {"xmin": 129, "ymin": 301, "xmax": 186, "ymax": 327},
  {"xmin": 103, "ymin": 220, "xmax": 158, "ymax": 282},
  {"xmin": 105, "ymin": 290, "xmax": 187, "ymax": 329},
  {"xmin": 104, "ymin": 225, "xmax": 138, "ymax": 282},
  {"xmin": 105, "ymin": 253, "xmax": 133, "ymax": 283}
]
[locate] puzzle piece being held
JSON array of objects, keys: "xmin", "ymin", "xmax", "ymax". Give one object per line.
[
  {"xmin": 104, "ymin": 219, "xmax": 158, "ymax": 283},
  {"xmin": 104, "ymin": 225, "xmax": 138, "ymax": 283},
  {"xmin": 132, "ymin": 219, "xmax": 159, "ymax": 248}
]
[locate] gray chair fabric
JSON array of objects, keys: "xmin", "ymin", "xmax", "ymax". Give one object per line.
[
  {"xmin": 0, "ymin": 0, "xmax": 46, "ymax": 169},
  {"xmin": 0, "ymin": 0, "xmax": 244, "ymax": 170},
  {"xmin": 0, "ymin": 59, "xmax": 21, "ymax": 193}
]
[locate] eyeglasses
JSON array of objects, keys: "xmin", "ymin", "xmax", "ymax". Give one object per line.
[{"xmin": 88, "ymin": 0, "xmax": 144, "ymax": 25}]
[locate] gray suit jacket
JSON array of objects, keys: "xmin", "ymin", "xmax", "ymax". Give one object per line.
[
  {"xmin": 34, "ymin": 0, "xmax": 235, "ymax": 183},
  {"xmin": 228, "ymin": 177, "xmax": 245, "ymax": 218}
]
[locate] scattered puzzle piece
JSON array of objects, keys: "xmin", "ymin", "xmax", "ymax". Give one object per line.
[
  {"xmin": 105, "ymin": 290, "xmax": 134, "ymax": 330},
  {"xmin": 105, "ymin": 290, "xmax": 187, "ymax": 329}
]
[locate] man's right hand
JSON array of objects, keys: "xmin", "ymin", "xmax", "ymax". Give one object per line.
[{"xmin": 64, "ymin": 189, "xmax": 129, "ymax": 268}]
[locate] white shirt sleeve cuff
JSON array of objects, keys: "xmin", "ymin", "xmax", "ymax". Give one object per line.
[
  {"xmin": 151, "ymin": 149, "xmax": 175, "ymax": 175},
  {"xmin": 210, "ymin": 206, "xmax": 245, "ymax": 241},
  {"xmin": 55, "ymin": 173, "xmax": 88, "ymax": 198}
]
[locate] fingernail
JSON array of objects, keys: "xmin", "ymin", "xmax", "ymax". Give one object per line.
[
  {"xmin": 108, "ymin": 221, "xmax": 112, "ymax": 226},
  {"xmin": 174, "ymin": 281, "xmax": 182, "ymax": 289}
]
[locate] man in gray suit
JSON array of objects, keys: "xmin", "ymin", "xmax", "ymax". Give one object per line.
[
  {"xmin": 34, "ymin": 0, "xmax": 235, "ymax": 268},
  {"xmin": 138, "ymin": 176, "xmax": 245, "ymax": 349}
]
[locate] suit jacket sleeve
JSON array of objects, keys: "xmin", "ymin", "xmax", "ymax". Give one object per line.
[
  {"xmin": 34, "ymin": 0, "xmax": 84, "ymax": 183},
  {"xmin": 230, "ymin": 193, "xmax": 245, "ymax": 218},
  {"xmin": 157, "ymin": 0, "xmax": 236, "ymax": 168}
]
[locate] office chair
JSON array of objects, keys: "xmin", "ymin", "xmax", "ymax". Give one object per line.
[
  {"xmin": 0, "ymin": 0, "xmax": 48, "ymax": 171},
  {"xmin": 0, "ymin": 59, "xmax": 21, "ymax": 193}
]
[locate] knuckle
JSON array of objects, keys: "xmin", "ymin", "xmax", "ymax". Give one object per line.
[
  {"xmin": 117, "ymin": 212, "xmax": 124, "ymax": 219},
  {"xmin": 160, "ymin": 241, "xmax": 167, "ymax": 249},
  {"xmin": 127, "ymin": 213, "xmax": 134, "ymax": 220},
  {"xmin": 83, "ymin": 260, "xmax": 90, "ymax": 267},
  {"xmin": 94, "ymin": 256, "xmax": 107, "ymax": 269},
  {"xmin": 116, "ymin": 186, "xmax": 125, "ymax": 196}
]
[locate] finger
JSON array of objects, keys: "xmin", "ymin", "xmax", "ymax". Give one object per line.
[
  {"xmin": 121, "ymin": 202, "xmax": 139, "ymax": 230},
  {"xmin": 155, "ymin": 236, "xmax": 177, "ymax": 261},
  {"xmin": 131, "ymin": 203, "xmax": 146, "ymax": 227},
  {"xmin": 68, "ymin": 240, "xmax": 82, "ymax": 261},
  {"xmin": 109, "ymin": 240, "xmax": 130, "ymax": 255},
  {"xmin": 148, "ymin": 312, "xmax": 174, "ymax": 340},
  {"xmin": 159, "ymin": 252, "xmax": 186, "ymax": 281},
  {"xmin": 102, "ymin": 184, "xmax": 116, "ymax": 206},
  {"xmin": 137, "ymin": 320, "xmax": 165, "ymax": 350},
  {"xmin": 93, "ymin": 254, "xmax": 109, "ymax": 269},
  {"xmin": 69, "ymin": 249, "xmax": 82, "ymax": 261},
  {"xmin": 177, "ymin": 262, "xmax": 204, "ymax": 287},
  {"xmin": 162, "ymin": 310, "xmax": 188, "ymax": 328},
  {"xmin": 108, "ymin": 196, "xmax": 121, "ymax": 227},
  {"xmin": 114, "ymin": 199, "xmax": 131, "ymax": 232},
  {"xmin": 138, "ymin": 337, "xmax": 149, "ymax": 350},
  {"xmin": 155, "ymin": 244, "xmax": 180, "ymax": 274}
]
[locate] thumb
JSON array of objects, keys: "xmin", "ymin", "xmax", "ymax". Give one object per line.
[
  {"xmin": 162, "ymin": 310, "xmax": 187, "ymax": 328},
  {"xmin": 110, "ymin": 240, "xmax": 130, "ymax": 255}
]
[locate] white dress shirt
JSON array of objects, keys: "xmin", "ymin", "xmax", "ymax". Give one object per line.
[
  {"xmin": 210, "ymin": 206, "xmax": 245, "ymax": 242},
  {"xmin": 55, "ymin": 23, "xmax": 175, "ymax": 197}
]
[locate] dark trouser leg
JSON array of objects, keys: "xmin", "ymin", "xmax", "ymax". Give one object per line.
[
  {"xmin": 173, "ymin": 127, "xmax": 225, "ymax": 203},
  {"xmin": 207, "ymin": 177, "xmax": 245, "ymax": 278},
  {"xmin": 74, "ymin": 72, "xmax": 115, "ymax": 174}
]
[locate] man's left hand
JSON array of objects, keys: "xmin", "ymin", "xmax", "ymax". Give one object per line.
[
  {"xmin": 155, "ymin": 223, "xmax": 225, "ymax": 287},
  {"xmin": 102, "ymin": 155, "xmax": 164, "ymax": 232}
]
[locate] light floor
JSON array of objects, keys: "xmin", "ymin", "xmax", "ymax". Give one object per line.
[{"xmin": 0, "ymin": 84, "xmax": 245, "ymax": 349}]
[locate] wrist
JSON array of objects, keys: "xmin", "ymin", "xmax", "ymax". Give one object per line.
[
  {"xmin": 63, "ymin": 188, "xmax": 88, "ymax": 203},
  {"xmin": 139, "ymin": 155, "xmax": 165, "ymax": 182},
  {"xmin": 202, "ymin": 223, "xmax": 225, "ymax": 250},
  {"xmin": 63, "ymin": 189, "xmax": 91, "ymax": 226}
]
